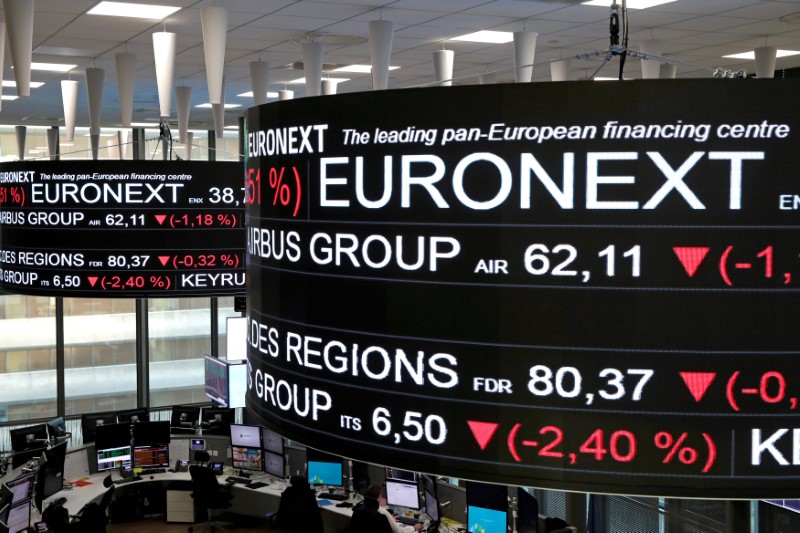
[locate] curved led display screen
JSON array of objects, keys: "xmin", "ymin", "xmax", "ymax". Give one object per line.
[
  {"xmin": 245, "ymin": 79, "xmax": 800, "ymax": 498},
  {"xmin": 0, "ymin": 160, "xmax": 245, "ymax": 297}
]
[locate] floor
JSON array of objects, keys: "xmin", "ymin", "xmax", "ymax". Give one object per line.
[{"xmin": 107, "ymin": 515, "xmax": 270, "ymax": 532}]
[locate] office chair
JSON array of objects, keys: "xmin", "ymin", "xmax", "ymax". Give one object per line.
[
  {"xmin": 188, "ymin": 464, "xmax": 234, "ymax": 533},
  {"xmin": 194, "ymin": 450, "xmax": 210, "ymax": 465}
]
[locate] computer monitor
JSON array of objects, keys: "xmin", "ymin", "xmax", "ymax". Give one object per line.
[
  {"xmin": 422, "ymin": 475, "xmax": 440, "ymax": 523},
  {"xmin": 80, "ymin": 412, "xmax": 117, "ymax": 443},
  {"xmin": 95, "ymin": 422, "xmax": 132, "ymax": 472},
  {"xmin": 386, "ymin": 479, "xmax": 421, "ymax": 510},
  {"xmin": 261, "ymin": 426, "xmax": 284, "ymax": 455},
  {"xmin": 306, "ymin": 448, "xmax": 343, "ymax": 487},
  {"xmin": 517, "ymin": 489, "xmax": 539, "ymax": 533},
  {"xmin": 117, "ymin": 407, "xmax": 149, "ymax": 424},
  {"xmin": 232, "ymin": 446, "xmax": 262, "ymax": 472},
  {"xmin": 385, "ymin": 467, "xmax": 417, "ymax": 483},
  {"xmin": 132, "ymin": 421, "xmax": 171, "ymax": 469},
  {"xmin": 34, "ymin": 442, "xmax": 67, "ymax": 513},
  {"xmin": 264, "ymin": 451, "xmax": 285, "ymax": 479},
  {"xmin": 170, "ymin": 405, "xmax": 201, "ymax": 434},
  {"xmin": 466, "ymin": 481, "xmax": 508, "ymax": 533},
  {"xmin": 201, "ymin": 407, "xmax": 234, "ymax": 436},
  {"xmin": 46, "ymin": 417, "xmax": 69, "ymax": 443},
  {"xmin": 351, "ymin": 461, "xmax": 370, "ymax": 495},
  {"xmin": 230, "ymin": 424, "xmax": 261, "ymax": 448},
  {"xmin": 5, "ymin": 473, "xmax": 35, "ymax": 506},
  {"xmin": 9, "ymin": 424, "xmax": 49, "ymax": 452},
  {"xmin": 5, "ymin": 501, "xmax": 30, "ymax": 533}
]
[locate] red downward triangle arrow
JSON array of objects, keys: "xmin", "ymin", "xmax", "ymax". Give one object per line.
[
  {"xmin": 673, "ymin": 247, "xmax": 710, "ymax": 277},
  {"xmin": 467, "ymin": 420, "xmax": 499, "ymax": 450},
  {"xmin": 154, "ymin": 214, "xmax": 167, "ymax": 225},
  {"xmin": 87, "ymin": 276, "xmax": 98, "ymax": 287},
  {"xmin": 159, "ymin": 256, "xmax": 171, "ymax": 266},
  {"xmin": 680, "ymin": 372, "xmax": 716, "ymax": 402}
]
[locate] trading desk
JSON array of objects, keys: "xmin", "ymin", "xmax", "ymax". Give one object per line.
[{"xmin": 41, "ymin": 470, "xmax": 355, "ymax": 532}]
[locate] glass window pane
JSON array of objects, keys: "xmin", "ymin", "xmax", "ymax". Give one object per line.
[
  {"xmin": 63, "ymin": 297, "xmax": 137, "ymax": 416},
  {"xmin": 148, "ymin": 297, "xmax": 210, "ymax": 408},
  {"xmin": 0, "ymin": 294, "xmax": 57, "ymax": 422}
]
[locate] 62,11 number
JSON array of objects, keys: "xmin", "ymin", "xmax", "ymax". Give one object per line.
[
  {"xmin": 372, "ymin": 407, "xmax": 447, "ymax": 446},
  {"xmin": 524, "ymin": 244, "xmax": 641, "ymax": 278}
]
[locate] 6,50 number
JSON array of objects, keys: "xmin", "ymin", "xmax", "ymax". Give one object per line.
[{"xmin": 372, "ymin": 407, "xmax": 447, "ymax": 445}]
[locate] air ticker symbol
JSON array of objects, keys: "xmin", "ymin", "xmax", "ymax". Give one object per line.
[
  {"xmin": 467, "ymin": 421, "xmax": 499, "ymax": 450},
  {"xmin": 673, "ymin": 247, "xmax": 710, "ymax": 277},
  {"xmin": 680, "ymin": 372, "xmax": 716, "ymax": 402}
]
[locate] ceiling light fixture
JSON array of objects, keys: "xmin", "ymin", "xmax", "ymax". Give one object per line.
[
  {"xmin": 2, "ymin": 81, "xmax": 44, "ymax": 88},
  {"xmin": 29, "ymin": 63, "xmax": 77, "ymax": 73},
  {"xmin": 331, "ymin": 64, "xmax": 400, "ymax": 73},
  {"xmin": 287, "ymin": 77, "xmax": 349, "ymax": 85},
  {"xmin": 450, "ymin": 31, "xmax": 513, "ymax": 44},
  {"xmin": 724, "ymin": 50, "xmax": 800, "ymax": 60},
  {"xmin": 1, "ymin": 95, "xmax": 19, "ymax": 101},
  {"xmin": 194, "ymin": 103, "xmax": 241, "ymax": 109},
  {"xmin": 237, "ymin": 91, "xmax": 279, "ymax": 99},
  {"xmin": 582, "ymin": 0, "xmax": 677, "ymax": 8},
  {"xmin": 87, "ymin": 1, "xmax": 181, "ymax": 20}
]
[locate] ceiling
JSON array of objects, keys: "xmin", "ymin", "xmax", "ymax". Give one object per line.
[{"xmin": 2, "ymin": 0, "xmax": 800, "ymax": 129}]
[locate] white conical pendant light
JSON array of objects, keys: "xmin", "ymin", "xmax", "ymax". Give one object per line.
[
  {"xmin": 85, "ymin": 67, "xmax": 105, "ymax": 136},
  {"xmin": 513, "ymin": 31, "xmax": 538, "ymax": 83},
  {"xmin": 303, "ymin": 42, "xmax": 323, "ymax": 97},
  {"xmin": 5, "ymin": 0, "xmax": 33, "ymax": 97},
  {"xmin": 249, "ymin": 61, "xmax": 270, "ymax": 106},
  {"xmin": 433, "ymin": 50, "xmax": 454, "ymax": 86},
  {"xmin": 369, "ymin": 20, "xmax": 394, "ymax": 90},
  {"xmin": 115, "ymin": 53, "xmax": 137, "ymax": 128},
  {"xmin": 201, "ymin": 6, "xmax": 228, "ymax": 104},
  {"xmin": 61, "ymin": 80, "xmax": 79, "ymax": 142},
  {"xmin": 176, "ymin": 86, "xmax": 192, "ymax": 144},
  {"xmin": 153, "ymin": 31, "xmax": 177, "ymax": 118}
]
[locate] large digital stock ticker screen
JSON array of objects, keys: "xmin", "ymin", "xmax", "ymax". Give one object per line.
[
  {"xmin": 245, "ymin": 79, "xmax": 800, "ymax": 498},
  {"xmin": 0, "ymin": 160, "xmax": 245, "ymax": 297}
]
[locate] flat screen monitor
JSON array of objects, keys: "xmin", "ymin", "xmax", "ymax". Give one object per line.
[
  {"xmin": 467, "ymin": 505, "xmax": 507, "ymax": 533},
  {"xmin": 117, "ymin": 408, "xmax": 148, "ymax": 424},
  {"xmin": 422, "ymin": 475, "xmax": 440, "ymax": 522},
  {"xmin": 232, "ymin": 446, "xmax": 262, "ymax": 471},
  {"xmin": 517, "ymin": 489, "xmax": 539, "ymax": 533},
  {"xmin": 204, "ymin": 355, "xmax": 229, "ymax": 406},
  {"xmin": 9, "ymin": 424, "xmax": 48, "ymax": 452},
  {"xmin": 228, "ymin": 360, "xmax": 247, "ymax": 409},
  {"xmin": 466, "ymin": 481, "xmax": 508, "ymax": 511},
  {"xmin": 95, "ymin": 422, "xmax": 132, "ymax": 472},
  {"xmin": 352, "ymin": 461, "xmax": 370, "ymax": 495},
  {"xmin": 133, "ymin": 445, "xmax": 170, "ymax": 469},
  {"xmin": 264, "ymin": 451, "xmax": 284, "ymax": 478},
  {"xmin": 5, "ymin": 502, "xmax": 30, "ymax": 533},
  {"xmin": 46, "ymin": 417, "xmax": 68, "ymax": 442},
  {"xmin": 132, "ymin": 421, "xmax": 170, "ymax": 446},
  {"xmin": 386, "ymin": 479, "xmax": 421, "ymax": 510},
  {"xmin": 5, "ymin": 473, "xmax": 35, "ymax": 505},
  {"xmin": 306, "ymin": 448, "xmax": 343, "ymax": 487},
  {"xmin": 170, "ymin": 405, "xmax": 201, "ymax": 434},
  {"xmin": 385, "ymin": 467, "xmax": 417, "ymax": 483},
  {"xmin": 80, "ymin": 412, "xmax": 117, "ymax": 443},
  {"xmin": 226, "ymin": 316, "xmax": 247, "ymax": 359},
  {"xmin": 201, "ymin": 407, "xmax": 234, "ymax": 436},
  {"xmin": 34, "ymin": 442, "xmax": 67, "ymax": 513},
  {"xmin": 230, "ymin": 424, "xmax": 261, "ymax": 448},
  {"xmin": 0, "ymin": 504, "xmax": 8, "ymax": 528},
  {"xmin": 261, "ymin": 427, "xmax": 284, "ymax": 455}
]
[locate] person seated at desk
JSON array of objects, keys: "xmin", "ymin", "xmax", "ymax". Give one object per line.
[
  {"xmin": 273, "ymin": 475, "xmax": 323, "ymax": 533},
  {"xmin": 349, "ymin": 494, "xmax": 392, "ymax": 533},
  {"xmin": 365, "ymin": 484, "xmax": 423, "ymax": 532}
]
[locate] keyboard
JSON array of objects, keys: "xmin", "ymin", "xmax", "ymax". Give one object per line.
[
  {"xmin": 397, "ymin": 516, "xmax": 421, "ymax": 526},
  {"xmin": 139, "ymin": 468, "xmax": 166, "ymax": 475},
  {"xmin": 225, "ymin": 476, "xmax": 252, "ymax": 485},
  {"xmin": 114, "ymin": 475, "xmax": 143, "ymax": 484},
  {"xmin": 318, "ymin": 492, "xmax": 347, "ymax": 501},
  {"xmin": 248, "ymin": 481, "xmax": 267, "ymax": 489}
]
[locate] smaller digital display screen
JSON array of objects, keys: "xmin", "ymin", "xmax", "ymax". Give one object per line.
[
  {"xmin": 517, "ymin": 489, "xmax": 539, "ymax": 533},
  {"xmin": 204, "ymin": 355, "xmax": 229, "ymax": 406},
  {"xmin": 467, "ymin": 506, "xmax": 507, "ymax": 533},
  {"xmin": 386, "ymin": 479, "xmax": 420, "ymax": 510},
  {"xmin": 228, "ymin": 361, "xmax": 247, "ymax": 409},
  {"xmin": 132, "ymin": 421, "xmax": 170, "ymax": 446},
  {"xmin": 264, "ymin": 451, "xmax": 284, "ymax": 478},
  {"xmin": 230, "ymin": 424, "xmax": 261, "ymax": 448},
  {"xmin": 134, "ymin": 445, "xmax": 170, "ymax": 469},
  {"xmin": 261, "ymin": 427, "xmax": 284, "ymax": 455},
  {"xmin": 385, "ymin": 468, "xmax": 417, "ymax": 483},
  {"xmin": 97, "ymin": 446, "xmax": 132, "ymax": 472},
  {"xmin": 425, "ymin": 489, "xmax": 439, "ymax": 522},
  {"xmin": 232, "ymin": 446, "xmax": 262, "ymax": 471},
  {"xmin": 226, "ymin": 316, "xmax": 247, "ymax": 359}
]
